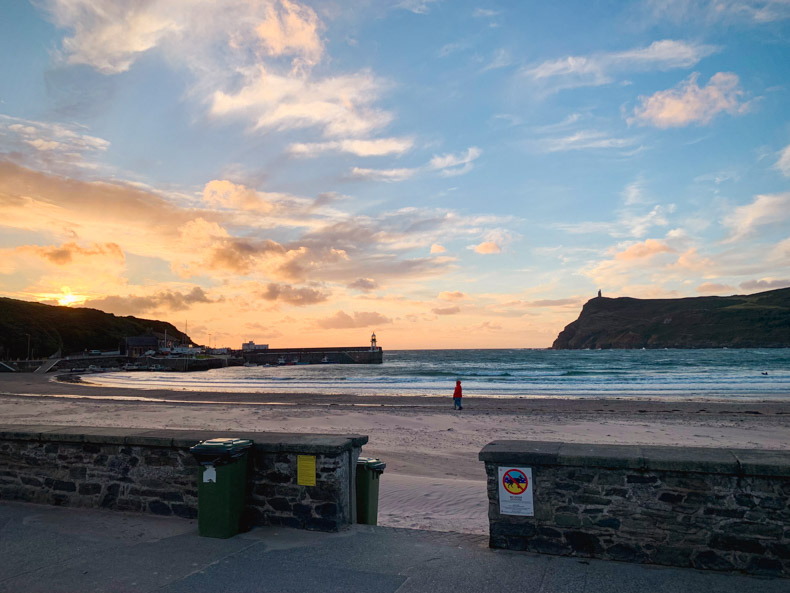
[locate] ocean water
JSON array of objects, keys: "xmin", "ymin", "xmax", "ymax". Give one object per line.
[{"xmin": 87, "ymin": 349, "xmax": 790, "ymax": 401}]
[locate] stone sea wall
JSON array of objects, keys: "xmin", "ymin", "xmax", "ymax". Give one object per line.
[
  {"xmin": 0, "ymin": 425, "xmax": 367, "ymax": 532},
  {"xmin": 480, "ymin": 441, "xmax": 790, "ymax": 578}
]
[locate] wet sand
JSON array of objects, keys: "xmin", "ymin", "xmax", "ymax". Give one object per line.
[{"xmin": 2, "ymin": 373, "xmax": 789, "ymax": 534}]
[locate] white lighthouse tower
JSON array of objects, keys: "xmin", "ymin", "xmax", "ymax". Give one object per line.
[{"xmin": 370, "ymin": 332, "xmax": 377, "ymax": 351}]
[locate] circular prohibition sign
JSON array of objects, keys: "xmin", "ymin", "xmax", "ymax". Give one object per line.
[{"xmin": 502, "ymin": 468, "xmax": 528, "ymax": 495}]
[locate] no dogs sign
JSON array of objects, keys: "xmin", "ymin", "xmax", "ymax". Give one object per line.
[{"xmin": 498, "ymin": 467, "xmax": 534, "ymax": 516}]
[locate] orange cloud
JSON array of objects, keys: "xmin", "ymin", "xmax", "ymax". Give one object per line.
[
  {"xmin": 614, "ymin": 239, "xmax": 674, "ymax": 260},
  {"xmin": 630, "ymin": 72, "xmax": 748, "ymax": 128},
  {"xmin": 474, "ymin": 241, "xmax": 501, "ymax": 254},
  {"xmin": 315, "ymin": 310, "xmax": 392, "ymax": 329},
  {"xmin": 438, "ymin": 291, "xmax": 466, "ymax": 300},
  {"xmin": 696, "ymin": 282, "xmax": 733, "ymax": 295},
  {"xmin": 430, "ymin": 243, "xmax": 446, "ymax": 254},
  {"xmin": 20, "ymin": 242, "xmax": 124, "ymax": 266},
  {"xmin": 260, "ymin": 282, "xmax": 329, "ymax": 306}
]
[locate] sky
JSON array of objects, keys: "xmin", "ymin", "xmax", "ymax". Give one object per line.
[{"xmin": 1, "ymin": 0, "xmax": 789, "ymax": 350}]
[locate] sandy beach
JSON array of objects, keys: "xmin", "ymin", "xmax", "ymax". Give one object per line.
[{"xmin": 2, "ymin": 373, "xmax": 790, "ymax": 534}]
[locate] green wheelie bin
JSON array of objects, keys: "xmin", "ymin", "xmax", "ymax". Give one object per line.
[
  {"xmin": 190, "ymin": 438, "xmax": 253, "ymax": 538},
  {"xmin": 356, "ymin": 457, "xmax": 386, "ymax": 525}
]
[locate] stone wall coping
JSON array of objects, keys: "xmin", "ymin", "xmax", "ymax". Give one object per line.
[
  {"xmin": 479, "ymin": 440, "xmax": 790, "ymax": 477},
  {"xmin": 0, "ymin": 424, "xmax": 368, "ymax": 455}
]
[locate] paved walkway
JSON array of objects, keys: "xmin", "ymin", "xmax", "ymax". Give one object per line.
[{"xmin": 0, "ymin": 502, "xmax": 786, "ymax": 593}]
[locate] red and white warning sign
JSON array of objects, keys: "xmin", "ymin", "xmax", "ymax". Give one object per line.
[{"xmin": 497, "ymin": 466, "xmax": 534, "ymax": 516}]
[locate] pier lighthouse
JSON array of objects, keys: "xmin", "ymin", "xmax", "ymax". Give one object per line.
[{"xmin": 370, "ymin": 332, "xmax": 377, "ymax": 351}]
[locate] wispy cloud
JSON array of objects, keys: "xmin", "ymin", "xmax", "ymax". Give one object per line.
[
  {"xmin": 480, "ymin": 49, "xmax": 513, "ymax": 72},
  {"xmin": 646, "ymin": 0, "xmax": 790, "ymax": 24},
  {"xmin": 522, "ymin": 39, "xmax": 718, "ymax": 92},
  {"xmin": 1, "ymin": 115, "xmax": 110, "ymax": 173},
  {"xmin": 537, "ymin": 130, "xmax": 637, "ymax": 152},
  {"xmin": 429, "ymin": 146, "xmax": 482, "ymax": 176},
  {"xmin": 315, "ymin": 310, "xmax": 392, "ymax": 328},
  {"xmin": 349, "ymin": 166, "xmax": 417, "ymax": 182},
  {"xmin": 288, "ymin": 137, "xmax": 414, "ymax": 157},
  {"xmin": 397, "ymin": 0, "xmax": 442, "ymax": 15},
  {"xmin": 723, "ymin": 192, "xmax": 790, "ymax": 242},
  {"xmin": 473, "ymin": 8, "xmax": 501, "ymax": 18},
  {"xmin": 349, "ymin": 146, "xmax": 482, "ymax": 182},
  {"xmin": 432, "ymin": 305, "xmax": 460, "ymax": 315},
  {"xmin": 629, "ymin": 72, "xmax": 749, "ymax": 128},
  {"xmin": 775, "ymin": 143, "xmax": 790, "ymax": 177}
]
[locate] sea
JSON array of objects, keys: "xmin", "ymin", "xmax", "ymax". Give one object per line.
[{"xmin": 87, "ymin": 348, "xmax": 790, "ymax": 401}]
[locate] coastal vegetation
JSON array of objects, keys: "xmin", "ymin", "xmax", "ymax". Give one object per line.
[
  {"xmin": 552, "ymin": 287, "xmax": 790, "ymax": 349},
  {"xmin": 0, "ymin": 297, "xmax": 190, "ymax": 359}
]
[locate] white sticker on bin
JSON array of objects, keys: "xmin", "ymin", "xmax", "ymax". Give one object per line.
[{"xmin": 203, "ymin": 464, "xmax": 216, "ymax": 483}]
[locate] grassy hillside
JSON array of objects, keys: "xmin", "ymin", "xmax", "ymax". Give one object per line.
[
  {"xmin": 0, "ymin": 297, "xmax": 191, "ymax": 359},
  {"xmin": 552, "ymin": 287, "xmax": 790, "ymax": 349}
]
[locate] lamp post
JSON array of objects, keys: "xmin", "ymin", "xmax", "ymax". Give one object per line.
[{"xmin": 25, "ymin": 333, "xmax": 30, "ymax": 360}]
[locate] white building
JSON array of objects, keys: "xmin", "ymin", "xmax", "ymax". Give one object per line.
[{"xmin": 242, "ymin": 341, "xmax": 269, "ymax": 351}]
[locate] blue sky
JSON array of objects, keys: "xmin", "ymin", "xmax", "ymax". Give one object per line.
[{"xmin": 1, "ymin": 0, "xmax": 789, "ymax": 348}]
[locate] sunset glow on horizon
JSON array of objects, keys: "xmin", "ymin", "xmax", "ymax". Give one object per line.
[{"xmin": 1, "ymin": 1, "xmax": 789, "ymax": 349}]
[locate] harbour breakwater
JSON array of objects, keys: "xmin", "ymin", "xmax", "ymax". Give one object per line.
[{"xmin": 242, "ymin": 347, "xmax": 383, "ymax": 365}]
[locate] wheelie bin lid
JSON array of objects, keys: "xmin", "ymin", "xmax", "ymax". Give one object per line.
[
  {"xmin": 190, "ymin": 438, "xmax": 253, "ymax": 462},
  {"xmin": 357, "ymin": 457, "xmax": 386, "ymax": 472}
]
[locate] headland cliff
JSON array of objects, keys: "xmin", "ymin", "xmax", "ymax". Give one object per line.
[{"xmin": 552, "ymin": 287, "xmax": 790, "ymax": 349}]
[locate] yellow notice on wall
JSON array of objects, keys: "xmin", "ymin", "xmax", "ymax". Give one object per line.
[{"xmin": 297, "ymin": 455, "xmax": 316, "ymax": 486}]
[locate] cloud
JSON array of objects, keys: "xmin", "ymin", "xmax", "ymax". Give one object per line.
[
  {"xmin": 315, "ymin": 310, "xmax": 392, "ymax": 329},
  {"xmin": 629, "ymin": 72, "xmax": 748, "ymax": 128},
  {"xmin": 537, "ymin": 130, "xmax": 637, "ymax": 153},
  {"xmin": 211, "ymin": 68, "xmax": 392, "ymax": 139},
  {"xmin": 349, "ymin": 278, "xmax": 378, "ymax": 292},
  {"xmin": 775, "ymin": 143, "xmax": 790, "ymax": 177},
  {"xmin": 397, "ymin": 0, "xmax": 442, "ymax": 14},
  {"xmin": 2, "ymin": 115, "xmax": 110, "ymax": 173},
  {"xmin": 86, "ymin": 286, "xmax": 215, "ymax": 316},
  {"xmin": 645, "ymin": 0, "xmax": 790, "ymax": 24},
  {"xmin": 430, "ymin": 244, "xmax": 446, "ymax": 254},
  {"xmin": 203, "ymin": 180, "xmax": 276, "ymax": 213},
  {"xmin": 349, "ymin": 166, "xmax": 417, "ymax": 182},
  {"xmin": 43, "ymin": 1, "xmax": 397, "ymax": 145},
  {"xmin": 260, "ymin": 282, "xmax": 329, "ymax": 305},
  {"xmin": 45, "ymin": 1, "xmax": 181, "ymax": 74},
  {"xmin": 432, "ymin": 306, "xmax": 460, "ymax": 315},
  {"xmin": 614, "ymin": 239, "xmax": 675, "ymax": 260},
  {"xmin": 429, "ymin": 147, "xmax": 481, "ymax": 176},
  {"xmin": 20, "ymin": 242, "xmax": 124, "ymax": 266},
  {"xmin": 522, "ymin": 40, "xmax": 718, "ymax": 92},
  {"xmin": 670, "ymin": 248, "xmax": 715, "ymax": 272},
  {"xmin": 723, "ymin": 192, "xmax": 790, "ymax": 242},
  {"xmin": 529, "ymin": 298, "xmax": 582, "ymax": 307},
  {"xmin": 740, "ymin": 278, "xmax": 790, "ymax": 291},
  {"xmin": 256, "ymin": 0, "xmax": 323, "ymax": 72},
  {"xmin": 438, "ymin": 291, "xmax": 465, "ymax": 300},
  {"xmin": 288, "ymin": 137, "xmax": 414, "ymax": 157},
  {"xmin": 480, "ymin": 49, "xmax": 512, "ymax": 72},
  {"xmin": 697, "ymin": 282, "xmax": 733, "ymax": 294},
  {"xmin": 473, "ymin": 8, "xmax": 501, "ymax": 18},
  {"xmin": 474, "ymin": 241, "xmax": 501, "ymax": 254},
  {"xmin": 349, "ymin": 146, "xmax": 482, "ymax": 183}
]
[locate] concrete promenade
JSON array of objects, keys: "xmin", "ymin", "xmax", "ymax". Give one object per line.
[{"xmin": 1, "ymin": 502, "xmax": 787, "ymax": 593}]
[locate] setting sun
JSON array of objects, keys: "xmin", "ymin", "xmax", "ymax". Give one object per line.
[{"xmin": 56, "ymin": 288, "xmax": 86, "ymax": 307}]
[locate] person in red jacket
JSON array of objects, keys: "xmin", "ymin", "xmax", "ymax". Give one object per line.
[{"xmin": 453, "ymin": 380, "xmax": 463, "ymax": 410}]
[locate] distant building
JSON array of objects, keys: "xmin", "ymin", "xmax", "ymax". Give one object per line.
[
  {"xmin": 242, "ymin": 341, "xmax": 269, "ymax": 351},
  {"xmin": 123, "ymin": 336, "xmax": 158, "ymax": 358}
]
